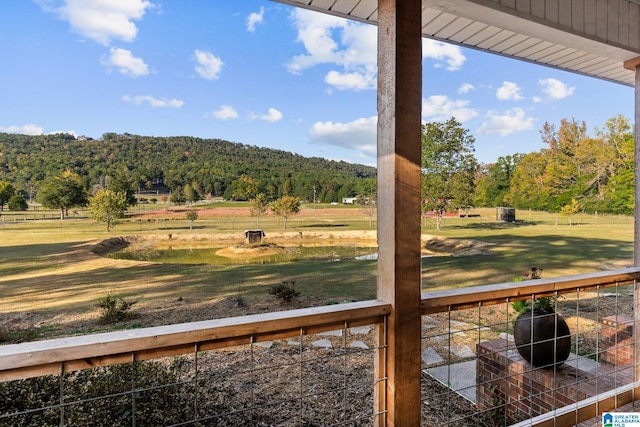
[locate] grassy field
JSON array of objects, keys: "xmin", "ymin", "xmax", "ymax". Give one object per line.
[{"xmin": 0, "ymin": 204, "xmax": 634, "ymax": 341}]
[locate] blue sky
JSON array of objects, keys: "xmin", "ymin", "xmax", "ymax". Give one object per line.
[{"xmin": 0, "ymin": 1, "xmax": 635, "ymax": 166}]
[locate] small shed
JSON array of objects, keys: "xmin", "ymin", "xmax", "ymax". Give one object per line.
[
  {"xmin": 496, "ymin": 207, "xmax": 516, "ymax": 222},
  {"xmin": 243, "ymin": 229, "xmax": 265, "ymax": 244}
]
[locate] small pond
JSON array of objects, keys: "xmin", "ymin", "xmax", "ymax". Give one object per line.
[{"xmin": 108, "ymin": 246, "xmax": 379, "ymax": 265}]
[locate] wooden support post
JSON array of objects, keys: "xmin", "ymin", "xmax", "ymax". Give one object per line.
[
  {"xmin": 625, "ymin": 56, "xmax": 640, "ymax": 387},
  {"xmin": 375, "ymin": 0, "xmax": 423, "ymax": 425}
]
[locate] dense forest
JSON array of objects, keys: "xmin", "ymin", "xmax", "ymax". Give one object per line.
[
  {"xmin": 0, "ymin": 132, "xmax": 377, "ymax": 203},
  {"xmin": 475, "ymin": 115, "xmax": 634, "ymax": 214},
  {"xmin": 0, "ymin": 114, "xmax": 635, "ymax": 214}
]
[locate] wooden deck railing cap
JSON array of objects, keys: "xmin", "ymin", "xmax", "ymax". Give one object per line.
[{"xmin": 0, "ymin": 300, "xmax": 391, "ymax": 372}]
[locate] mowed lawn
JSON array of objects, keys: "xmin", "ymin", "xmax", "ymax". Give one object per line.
[{"xmin": 0, "ymin": 205, "xmax": 634, "ymax": 335}]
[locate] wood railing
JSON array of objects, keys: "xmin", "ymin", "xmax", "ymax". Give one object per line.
[
  {"xmin": 421, "ymin": 267, "xmax": 640, "ymax": 314},
  {"xmin": 0, "ymin": 300, "xmax": 390, "ymax": 382}
]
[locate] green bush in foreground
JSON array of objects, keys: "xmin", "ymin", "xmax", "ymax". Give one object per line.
[
  {"xmin": 96, "ymin": 293, "xmax": 137, "ymax": 324},
  {"xmin": 269, "ymin": 281, "xmax": 300, "ymax": 303}
]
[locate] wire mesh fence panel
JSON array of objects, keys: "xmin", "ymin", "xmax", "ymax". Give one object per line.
[
  {"xmin": 0, "ymin": 373, "xmax": 62, "ymax": 427},
  {"xmin": 421, "ymin": 282, "xmax": 639, "ymax": 426},
  {"xmin": 0, "ymin": 323, "xmax": 378, "ymax": 427}
]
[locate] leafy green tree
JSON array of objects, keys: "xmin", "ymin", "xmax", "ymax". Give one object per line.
[
  {"xmin": 230, "ymin": 175, "xmax": 260, "ymax": 201},
  {"xmin": 250, "ymin": 193, "xmax": 270, "ymax": 228},
  {"xmin": 559, "ymin": 198, "xmax": 580, "ymax": 226},
  {"xmin": 474, "ymin": 154, "xmax": 523, "ymax": 207},
  {"xmin": 107, "ymin": 169, "xmax": 138, "ymax": 207},
  {"xmin": 539, "ymin": 119, "xmax": 587, "ymax": 209},
  {"xmin": 185, "ymin": 208, "xmax": 198, "ymax": 230},
  {"xmin": 271, "ymin": 195, "xmax": 301, "ymax": 230},
  {"xmin": 88, "ymin": 189, "xmax": 129, "ymax": 231},
  {"xmin": 8, "ymin": 195, "xmax": 28, "ymax": 211},
  {"xmin": 37, "ymin": 172, "xmax": 88, "ymax": 220},
  {"xmin": 504, "ymin": 152, "xmax": 550, "ymax": 210},
  {"xmin": 170, "ymin": 187, "xmax": 186, "ymax": 205},
  {"xmin": 183, "ymin": 183, "xmax": 198, "ymax": 205},
  {"xmin": 0, "ymin": 181, "xmax": 15, "ymax": 211},
  {"xmin": 421, "ymin": 118, "xmax": 478, "ymax": 231}
]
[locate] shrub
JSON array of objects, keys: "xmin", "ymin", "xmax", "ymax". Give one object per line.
[
  {"xmin": 8, "ymin": 195, "xmax": 28, "ymax": 211},
  {"xmin": 97, "ymin": 293, "xmax": 137, "ymax": 324},
  {"xmin": 269, "ymin": 281, "xmax": 300, "ymax": 303}
]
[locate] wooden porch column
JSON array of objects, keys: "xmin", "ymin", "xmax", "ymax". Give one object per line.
[
  {"xmin": 624, "ymin": 57, "xmax": 640, "ymax": 384},
  {"xmin": 376, "ymin": 0, "xmax": 422, "ymax": 425}
]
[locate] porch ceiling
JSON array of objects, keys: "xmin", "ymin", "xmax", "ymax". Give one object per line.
[{"xmin": 274, "ymin": 0, "xmax": 640, "ymax": 86}]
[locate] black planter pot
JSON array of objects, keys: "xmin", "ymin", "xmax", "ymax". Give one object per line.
[{"xmin": 513, "ymin": 307, "xmax": 572, "ymax": 368}]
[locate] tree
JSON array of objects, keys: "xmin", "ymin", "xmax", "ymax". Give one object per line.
[
  {"xmin": 559, "ymin": 199, "xmax": 580, "ymax": 226},
  {"xmin": 37, "ymin": 172, "xmax": 88, "ymax": 220},
  {"xmin": 230, "ymin": 175, "xmax": 260, "ymax": 201},
  {"xmin": 504, "ymin": 152, "xmax": 550, "ymax": 209},
  {"xmin": 0, "ymin": 181, "xmax": 15, "ymax": 211},
  {"xmin": 270, "ymin": 195, "xmax": 301, "ymax": 230},
  {"xmin": 8, "ymin": 195, "xmax": 28, "ymax": 211},
  {"xmin": 183, "ymin": 183, "xmax": 198, "ymax": 205},
  {"xmin": 421, "ymin": 118, "xmax": 478, "ymax": 231},
  {"xmin": 185, "ymin": 208, "xmax": 198, "ymax": 230},
  {"xmin": 250, "ymin": 193, "xmax": 269, "ymax": 228},
  {"xmin": 357, "ymin": 193, "xmax": 377, "ymax": 228},
  {"xmin": 107, "ymin": 169, "xmax": 138, "ymax": 207},
  {"xmin": 88, "ymin": 189, "xmax": 129, "ymax": 231},
  {"xmin": 474, "ymin": 154, "xmax": 523, "ymax": 207},
  {"xmin": 170, "ymin": 187, "xmax": 186, "ymax": 205},
  {"xmin": 539, "ymin": 119, "xmax": 587, "ymax": 209}
]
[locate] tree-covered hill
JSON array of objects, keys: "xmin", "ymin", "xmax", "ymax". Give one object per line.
[{"xmin": 0, "ymin": 132, "xmax": 377, "ymax": 203}]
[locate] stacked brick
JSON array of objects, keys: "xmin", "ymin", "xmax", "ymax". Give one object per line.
[
  {"xmin": 599, "ymin": 314, "xmax": 634, "ymax": 366},
  {"xmin": 476, "ymin": 336, "xmax": 633, "ymax": 423}
]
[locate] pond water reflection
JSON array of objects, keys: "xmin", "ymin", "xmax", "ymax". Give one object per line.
[{"xmin": 108, "ymin": 245, "xmax": 378, "ymax": 265}]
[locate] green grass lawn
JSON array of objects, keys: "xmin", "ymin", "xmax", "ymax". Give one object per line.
[{"xmin": 0, "ymin": 205, "xmax": 633, "ymax": 324}]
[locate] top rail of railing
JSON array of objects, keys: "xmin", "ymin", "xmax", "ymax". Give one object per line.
[
  {"xmin": 421, "ymin": 267, "xmax": 640, "ymax": 314},
  {"xmin": 0, "ymin": 300, "xmax": 391, "ymax": 381},
  {"xmin": 2, "ymin": 268, "xmax": 639, "ymax": 383}
]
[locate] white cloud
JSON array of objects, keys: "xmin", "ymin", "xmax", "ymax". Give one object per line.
[
  {"xmin": 538, "ymin": 78, "xmax": 575, "ymax": 99},
  {"xmin": 422, "ymin": 95, "xmax": 478, "ymax": 122},
  {"xmin": 496, "ymin": 81, "xmax": 523, "ymax": 101},
  {"xmin": 259, "ymin": 108, "xmax": 283, "ymax": 122},
  {"xmin": 247, "ymin": 6, "xmax": 264, "ymax": 33},
  {"xmin": 422, "ymin": 39, "xmax": 466, "ymax": 70},
  {"xmin": 0, "ymin": 124, "xmax": 44, "ymax": 135},
  {"xmin": 477, "ymin": 108, "xmax": 535, "ymax": 136},
  {"xmin": 287, "ymin": 10, "xmax": 465, "ymax": 90},
  {"xmin": 325, "ymin": 70, "xmax": 375, "ymax": 91},
  {"xmin": 287, "ymin": 9, "xmax": 377, "ymax": 91},
  {"xmin": 123, "ymin": 95, "xmax": 183, "ymax": 108},
  {"xmin": 194, "ymin": 49, "xmax": 223, "ymax": 80},
  {"xmin": 458, "ymin": 83, "xmax": 474, "ymax": 94},
  {"xmin": 37, "ymin": 0, "xmax": 155, "ymax": 45},
  {"xmin": 102, "ymin": 48, "xmax": 149, "ymax": 77},
  {"xmin": 309, "ymin": 116, "xmax": 377, "ymax": 156},
  {"xmin": 212, "ymin": 105, "xmax": 238, "ymax": 120}
]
